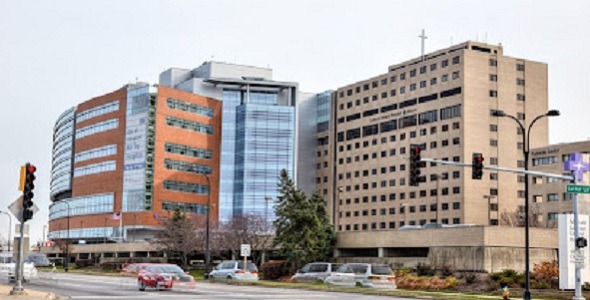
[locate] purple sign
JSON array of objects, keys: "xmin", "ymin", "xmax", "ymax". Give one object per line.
[{"xmin": 564, "ymin": 153, "xmax": 589, "ymax": 181}]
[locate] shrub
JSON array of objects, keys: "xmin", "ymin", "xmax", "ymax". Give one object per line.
[
  {"xmin": 532, "ymin": 260, "xmax": 558, "ymax": 288},
  {"xmin": 75, "ymin": 259, "xmax": 92, "ymax": 268},
  {"xmin": 416, "ymin": 263, "xmax": 435, "ymax": 276},
  {"xmin": 397, "ymin": 275, "xmax": 456, "ymax": 290},
  {"xmin": 499, "ymin": 277, "xmax": 515, "ymax": 287},
  {"xmin": 501, "ymin": 269, "xmax": 518, "ymax": 278},
  {"xmin": 463, "ymin": 272, "xmax": 478, "ymax": 284},
  {"xmin": 489, "ymin": 272, "xmax": 502, "ymax": 281},
  {"xmin": 583, "ymin": 282, "xmax": 590, "ymax": 291},
  {"xmin": 439, "ymin": 264, "xmax": 454, "ymax": 277},
  {"xmin": 531, "ymin": 281, "xmax": 549, "ymax": 289},
  {"xmin": 261, "ymin": 261, "xmax": 289, "ymax": 280}
]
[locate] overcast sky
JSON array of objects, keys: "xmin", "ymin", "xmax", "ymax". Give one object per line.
[{"xmin": 1, "ymin": 0, "xmax": 589, "ymax": 244}]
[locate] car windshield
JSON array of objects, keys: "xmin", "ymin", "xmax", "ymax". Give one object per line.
[
  {"xmin": 147, "ymin": 265, "xmax": 184, "ymax": 274},
  {"xmin": 371, "ymin": 265, "xmax": 392, "ymax": 275}
]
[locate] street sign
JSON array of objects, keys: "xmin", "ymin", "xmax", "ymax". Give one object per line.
[
  {"xmin": 8, "ymin": 196, "xmax": 38, "ymax": 223},
  {"xmin": 240, "ymin": 244, "xmax": 251, "ymax": 257},
  {"xmin": 567, "ymin": 185, "xmax": 590, "ymax": 194}
]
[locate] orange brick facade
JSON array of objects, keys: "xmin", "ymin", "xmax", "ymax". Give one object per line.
[{"xmin": 49, "ymin": 84, "xmax": 221, "ymax": 238}]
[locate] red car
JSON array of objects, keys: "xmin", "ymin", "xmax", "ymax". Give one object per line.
[{"xmin": 138, "ymin": 264, "xmax": 193, "ymax": 291}]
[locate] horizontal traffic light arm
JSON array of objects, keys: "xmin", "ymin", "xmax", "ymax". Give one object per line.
[{"xmin": 419, "ymin": 158, "xmax": 575, "ymax": 182}]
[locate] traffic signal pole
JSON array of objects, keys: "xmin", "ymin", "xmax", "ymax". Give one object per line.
[
  {"xmin": 11, "ymin": 221, "xmax": 25, "ymax": 294},
  {"xmin": 420, "ymin": 158, "xmax": 575, "ymax": 182},
  {"xmin": 572, "ymin": 171, "xmax": 584, "ymax": 300}
]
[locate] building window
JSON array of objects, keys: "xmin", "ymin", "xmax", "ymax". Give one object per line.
[
  {"xmin": 410, "ymin": 69, "xmax": 417, "ymax": 77},
  {"xmin": 420, "ymin": 66, "xmax": 427, "ymax": 74},
  {"xmin": 166, "ymin": 116, "xmax": 213, "ymax": 134},
  {"xmin": 430, "ymin": 63, "xmax": 437, "ymax": 71},
  {"xmin": 452, "ymin": 71, "xmax": 460, "ymax": 79},
  {"xmin": 163, "ymin": 180, "xmax": 209, "ymax": 195},
  {"xmin": 452, "ymin": 56, "xmax": 460, "ymax": 64},
  {"xmin": 410, "ymin": 83, "xmax": 417, "ymax": 91},
  {"xmin": 75, "ymin": 119, "xmax": 119, "ymax": 139},
  {"xmin": 490, "ymin": 90, "xmax": 498, "ymax": 98},
  {"xmin": 490, "ymin": 124, "xmax": 498, "ymax": 132},
  {"xmin": 74, "ymin": 145, "xmax": 117, "ymax": 163},
  {"xmin": 162, "ymin": 201, "xmax": 207, "ymax": 214},
  {"xmin": 517, "ymin": 64, "xmax": 525, "ymax": 71},
  {"xmin": 490, "ymin": 139, "xmax": 498, "ymax": 147},
  {"xmin": 442, "ymin": 60, "xmax": 449, "ymax": 68},
  {"xmin": 167, "ymin": 98, "xmax": 214, "ymax": 117},
  {"xmin": 430, "ymin": 78, "xmax": 438, "ymax": 85},
  {"xmin": 490, "ymin": 74, "xmax": 498, "ymax": 82},
  {"xmin": 73, "ymin": 160, "xmax": 116, "ymax": 178},
  {"xmin": 442, "ymin": 74, "xmax": 448, "ymax": 82},
  {"xmin": 164, "ymin": 159, "xmax": 211, "ymax": 175},
  {"xmin": 420, "ymin": 81, "xmax": 427, "ymax": 88},
  {"xmin": 517, "ymin": 94, "xmax": 526, "ymax": 101},
  {"xmin": 490, "ymin": 59, "xmax": 497, "ymax": 66},
  {"xmin": 165, "ymin": 142, "xmax": 212, "ymax": 159},
  {"xmin": 517, "ymin": 78, "xmax": 525, "ymax": 86},
  {"xmin": 548, "ymin": 193, "xmax": 559, "ymax": 202},
  {"xmin": 76, "ymin": 101, "xmax": 119, "ymax": 123}
]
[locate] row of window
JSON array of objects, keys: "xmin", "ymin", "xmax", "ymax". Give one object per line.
[
  {"xmin": 74, "ymin": 145, "xmax": 117, "ymax": 163},
  {"xmin": 163, "ymin": 180, "xmax": 209, "ymax": 195},
  {"xmin": 162, "ymin": 201, "xmax": 208, "ymax": 214},
  {"xmin": 341, "ymin": 202, "xmax": 461, "ymax": 217},
  {"xmin": 49, "ymin": 193, "xmax": 114, "ymax": 220},
  {"xmin": 338, "ymin": 105, "xmax": 462, "ymax": 142},
  {"xmin": 166, "ymin": 97, "xmax": 214, "ymax": 117},
  {"xmin": 165, "ymin": 142, "xmax": 212, "ymax": 159},
  {"xmin": 164, "ymin": 158, "xmax": 211, "ymax": 175},
  {"xmin": 340, "ymin": 56, "xmax": 462, "ymax": 97},
  {"xmin": 76, "ymin": 119, "xmax": 118, "ymax": 139},
  {"xmin": 339, "ymin": 86, "xmax": 462, "ymax": 115},
  {"xmin": 76, "ymin": 101, "xmax": 119, "ymax": 123},
  {"xmin": 166, "ymin": 116, "xmax": 213, "ymax": 134},
  {"xmin": 334, "ymin": 139, "xmax": 460, "ymax": 167},
  {"xmin": 534, "ymin": 193, "xmax": 575, "ymax": 202},
  {"xmin": 73, "ymin": 160, "xmax": 116, "ymax": 178},
  {"xmin": 49, "ymin": 227, "xmax": 117, "ymax": 240},
  {"xmin": 339, "ymin": 218, "xmax": 461, "ymax": 231}
]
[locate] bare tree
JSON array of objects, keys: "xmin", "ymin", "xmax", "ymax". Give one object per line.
[
  {"xmin": 500, "ymin": 204, "xmax": 546, "ymax": 228},
  {"xmin": 151, "ymin": 208, "xmax": 203, "ymax": 268},
  {"xmin": 213, "ymin": 214, "xmax": 274, "ymax": 265}
]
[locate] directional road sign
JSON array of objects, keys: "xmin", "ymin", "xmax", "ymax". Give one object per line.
[{"xmin": 566, "ymin": 185, "xmax": 590, "ymax": 194}]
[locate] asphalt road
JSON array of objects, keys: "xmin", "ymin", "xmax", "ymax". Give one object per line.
[{"xmin": 23, "ymin": 272, "xmax": 413, "ymax": 300}]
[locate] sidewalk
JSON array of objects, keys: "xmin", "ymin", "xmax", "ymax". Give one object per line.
[{"xmin": 0, "ymin": 284, "xmax": 60, "ymax": 300}]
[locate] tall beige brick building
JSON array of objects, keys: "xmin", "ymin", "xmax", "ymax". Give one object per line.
[{"xmin": 317, "ymin": 41, "xmax": 550, "ymax": 232}]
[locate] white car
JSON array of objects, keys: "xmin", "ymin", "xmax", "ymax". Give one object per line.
[
  {"xmin": 291, "ymin": 262, "xmax": 341, "ymax": 283},
  {"xmin": 209, "ymin": 261, "xmax": 259, "ymax": 281},
  {"xmin": 0, "ymin": 253, "xmax": 38, "ymax": 282},
  {"xmin": 324, "ymin": 263, "xmax": 396, "ymax": 289}
]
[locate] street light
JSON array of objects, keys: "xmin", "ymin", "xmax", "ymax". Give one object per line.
[
  {"xmin": 492, "ymin": 109, "xmax": 560, "ymax": 300},
  {"xmin": 61, "ymin": 200, "xmax": 71, "ymax": 272},
  {"xmin": 203, "ymin": 173, "xmax": 211, "ymax": 280},
  {"xmin": 0, "ymin": 211, "xmax": 12, "ymax": 252}
]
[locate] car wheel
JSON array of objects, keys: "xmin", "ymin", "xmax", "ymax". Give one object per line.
[
  {"xmin": 355, "ymin": 281, "xmax": 363, "ymax": 287},
  {"xmin": 138, "ymin": 280, "xmax": 146, "ymax": 291},
  {"xmin": 226, "ymin": 275, "xmax": 233, "ymax": 281}
]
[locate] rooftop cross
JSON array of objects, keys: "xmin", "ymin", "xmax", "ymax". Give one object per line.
[{"xmin": 564, "ymin": 152, "xmax": 589, "ymax": 181}]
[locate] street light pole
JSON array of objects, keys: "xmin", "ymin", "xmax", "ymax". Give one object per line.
[
  {"xmin": 63, "ymin": 200, "xmax": 71, "ymax": 272},
  {"xmin": 203, "ymin": 173, "xmax": 211, "ymax": 279},
  {"xmin": 492, "ymin": 109, "xmax": 559, "ymax": 300},
  {"xmin": 0, "ymin": 211, "xmax": 12, "ymax": 252}
]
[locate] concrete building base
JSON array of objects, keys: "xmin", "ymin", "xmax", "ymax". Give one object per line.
[{"xmin": 334, "ymin": 226, "xmax": 558, "ymax": 273}]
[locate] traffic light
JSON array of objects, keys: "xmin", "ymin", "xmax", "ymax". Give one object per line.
[
  {"xmin": 576, "ymin": 237, "xmax": 588, "ymax": 249},
  {"xmin": 409, "ymin": 144, "xmax": 422, "ymax": 186},
  {"xmin": 22, "ymin": 163, "xmax": 36, "ymax": 222},
  {"xmin": 472, "ymin": 153, "xmax": 484, "ymax": 180}
]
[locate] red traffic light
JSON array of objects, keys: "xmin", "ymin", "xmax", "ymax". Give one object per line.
[{"xmin": 28, "ymin": 165, "xmax": 36, "ymax": 173}]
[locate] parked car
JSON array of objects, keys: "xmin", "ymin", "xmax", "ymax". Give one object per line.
[
  {"xmin": 25, "ymin": 253, "xmax": 52, "ymax": 267},
  {"xmin": 209, "ymin": 261, "xmax": 259, "ymax": 281},
  {"xmin": 324, "ymin": 263, "xmax": 396, "ymax": 289},
  {"xmin": 290, "ymin": 262, "xmax": 341, "ymax": 283},
  {"xmin": 137, "ymin": 264, "xmax": 194, "ymax": 291},
  {"xmin": 0, "ymin": 253, "xmax": 38, "ymax": 282}
]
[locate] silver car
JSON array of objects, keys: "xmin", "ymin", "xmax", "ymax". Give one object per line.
[
  {"xmin": 324, "ymin": 263, "xmax": 396, "ymax": 288},
  {"xmin": 209, "ymin": 261, "xmax": 259, "ymax": 281},
  {"xmin": 290, "ymin": 262, "xmax": 341, "ymax": 283}
]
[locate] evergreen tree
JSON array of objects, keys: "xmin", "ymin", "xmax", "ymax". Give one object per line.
[{"xmin": 273, "ymin": 170, "xmax": 336, "ymax": 270}]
